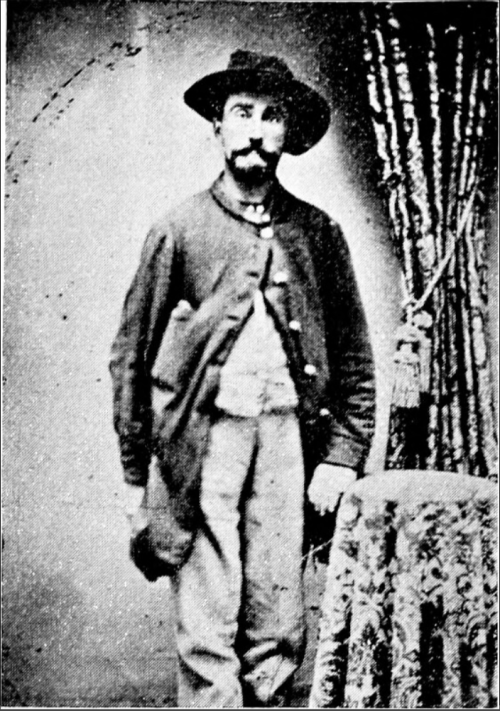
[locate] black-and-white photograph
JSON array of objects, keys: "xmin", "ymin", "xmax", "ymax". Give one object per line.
[{"xmin": 2, "ymin": 1, "xmax": 498, "ymax": 708}]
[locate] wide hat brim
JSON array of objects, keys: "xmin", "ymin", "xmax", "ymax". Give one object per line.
[{"xmin": 184, "ymin": 68, "xmax": 330, "ymax": 156}]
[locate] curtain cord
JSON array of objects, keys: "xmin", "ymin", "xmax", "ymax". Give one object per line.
[{"xmin": 402, "ymin": 189, "xmax": 476, "ymax": 321}]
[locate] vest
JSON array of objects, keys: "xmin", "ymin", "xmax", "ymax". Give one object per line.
[{"xmin": 215, "ymin": 290, "xmax": 298, "ymax": 417}]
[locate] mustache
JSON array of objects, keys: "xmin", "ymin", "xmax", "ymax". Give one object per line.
[{"xmin": 231, "ymin": 144, "xmax": 279, "ymax": 162}]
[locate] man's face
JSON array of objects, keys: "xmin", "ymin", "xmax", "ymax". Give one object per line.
[{"xmin": 214, "ymin": 93, "xmax": 289, "ymax": 184}]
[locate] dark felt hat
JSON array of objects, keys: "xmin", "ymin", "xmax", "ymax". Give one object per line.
[{"xmin": 184, "ymin": 49, "xmax": 331, "ymax": 156}]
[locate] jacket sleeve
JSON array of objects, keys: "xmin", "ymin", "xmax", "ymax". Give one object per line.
[
  {"xmin": 319, "ymin": 218, "xmax": 376, "ymax": 472},
  {"xmin": 109, "ymin": 223, "xmax": 179, "ymax": 486}
]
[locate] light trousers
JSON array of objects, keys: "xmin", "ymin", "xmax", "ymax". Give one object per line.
[{"xmin": 172, "ymin": 412, "xmax": 306, "ymax": 708}]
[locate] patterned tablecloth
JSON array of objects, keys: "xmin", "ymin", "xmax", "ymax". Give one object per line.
[{"xmin": 309, "ymin": 470, "xmax": 497, "ymax": 709}]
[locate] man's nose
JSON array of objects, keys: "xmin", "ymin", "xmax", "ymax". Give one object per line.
[{"xmin": 247, "ymin": 116, "xmax": 264, "ymax": 140}]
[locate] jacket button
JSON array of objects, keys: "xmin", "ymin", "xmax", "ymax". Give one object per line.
[
  {"xmin": 304, "ymin": 364, "xmax": 317, "ymax": 376},
  {"xmin": 319, "ymin": 408, "xmax": 331, "ymax": 417},
  {"xmin": 289, "ymin": 320, "xmax": 301, "ymax": 332},
  {"xmin": 273, "ymin": 271, "xmax": 288, "ymax": 285},
  {"xmin": 260, "ymin": 226, "xmax": 274, "ymax": 240}
]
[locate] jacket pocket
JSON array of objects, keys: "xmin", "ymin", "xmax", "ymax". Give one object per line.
[{"xmin": 151, "ymin": 300, "xmax": 194, "ymax": 391}]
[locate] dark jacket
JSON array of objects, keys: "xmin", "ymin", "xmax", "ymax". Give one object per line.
[{"xmin": 110, "ymin": 177, "xmax": 376, "ymax": 569}]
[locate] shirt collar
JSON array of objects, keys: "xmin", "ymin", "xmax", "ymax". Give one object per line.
[{"xmin": 210, "ymin": 173, "xmax": 285, "ymax": 224}]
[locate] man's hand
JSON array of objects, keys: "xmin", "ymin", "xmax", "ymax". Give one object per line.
[
  {"xmin": 122, "ymin": 484, "xmax": 145, "ymax": 523},
  {"xmin": 307, "ymin": 464, "xmax": 357, "ymax": 516}
]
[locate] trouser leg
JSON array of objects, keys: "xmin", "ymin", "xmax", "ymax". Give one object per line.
[
  {"xmin": 172, "ymin": 416, "xmax": 256, "ymax": 708},
  {"xmin": 172, "ymin": 412, "xmax": 306, "ymax": 708},
  {"xmin": 239, "ymin": 412, "xmax": 307, "ymax": 706}
]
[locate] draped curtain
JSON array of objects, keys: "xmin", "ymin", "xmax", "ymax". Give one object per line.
[{"xmin": 361, "ymin": 6, "xmax": 497, "ymax": 479}]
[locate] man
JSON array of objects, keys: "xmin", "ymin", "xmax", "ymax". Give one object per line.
[{"xmin": 110, "ymin": 49, "xmax": 375, "ymax": 708}]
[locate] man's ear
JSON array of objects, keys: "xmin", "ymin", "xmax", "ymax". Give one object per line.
[{"xmin": 213, "ymin": 118, "xmax": 221, "ymax": 137}]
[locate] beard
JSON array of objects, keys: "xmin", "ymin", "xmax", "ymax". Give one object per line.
[{"xmin": 227, "ymin": 146, "xmax": 280, "ymax": 185}]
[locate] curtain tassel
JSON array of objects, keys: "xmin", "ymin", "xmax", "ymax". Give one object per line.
[
  {"xmin": 417, "ymin": 334, "xmax": 431, "ymax": 394},
  {"xmin": 392, "ymin": 326, "xmax": 421, "ymax": 408},
  {"xmin": 391, "ymin": 312, "xmax": 434, "ymax": 408},
  {"xmin": 413, "ymin": 311, "xmax": 433, "ymax": 394}
]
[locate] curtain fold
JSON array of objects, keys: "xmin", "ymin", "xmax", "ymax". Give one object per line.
[{"xmin": 361, "ymin": 6, "xmax": 497, "ymax": 479}]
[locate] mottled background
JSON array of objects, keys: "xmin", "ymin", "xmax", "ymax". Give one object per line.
[{"xmin": 3, "ymin": 1, "xmax": 497, "ymax": 707}]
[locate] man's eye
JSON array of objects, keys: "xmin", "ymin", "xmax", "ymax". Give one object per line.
[
  {"xmin": 266, "ymin": 111, "xmax": 285, "ymax": 123},
  {"xmin": 234, "ymin": 108, "xmax": 250, "ymax": 118}
]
